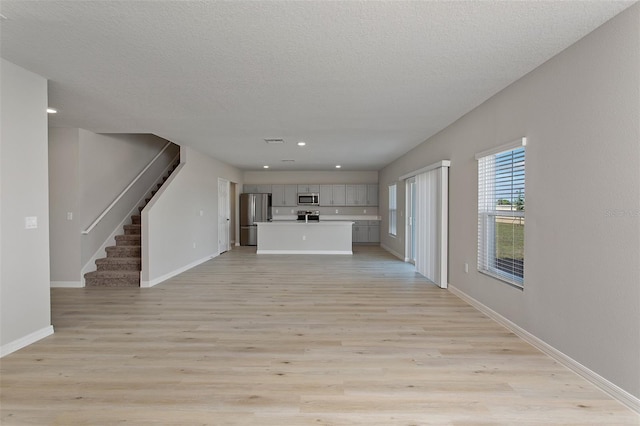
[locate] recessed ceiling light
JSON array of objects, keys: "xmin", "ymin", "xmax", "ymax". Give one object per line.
[
  {"xmin": 47, "ymin": 108, "xmax": 57, "ymax": 114},
  {"xmin": 264, "ymin": 138, "xmax": 284, "ymax": 144},
  {"xmin": 336, "ymin": 165, "xmax": 341, "ymax": 169},
  {"xmin": 297, "ymin": 141, "xmax": 306, "ymax": 146},
  {"xmin": 263, "ymin": 165, "xmax": 269, "ymax": 169}
]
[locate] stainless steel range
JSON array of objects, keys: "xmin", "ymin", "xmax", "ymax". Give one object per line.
[{"xmin": 297, "ymin": 210, "xmax": 320, "ymax": 222}]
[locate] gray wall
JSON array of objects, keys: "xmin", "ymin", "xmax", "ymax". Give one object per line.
[
  {"xmin": 0, "ymin": 59, "xmax": 52, "ymax": 352},
  {"xmin": 380, "ymin": 5, "xmax": 640, "ymax": 398},
  {"xmin": 142, "ymin": 146, "xmax": 242, "ymax": 286}
]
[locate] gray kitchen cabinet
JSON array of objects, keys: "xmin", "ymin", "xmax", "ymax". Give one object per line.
[
  {"xmin": 271, "ymin": 184, "xmax": 298, "ymax": 207},
  {"xmin": 368, "ymin": 224, "xmax": 380, "ymax": 243},
  {"xmin": 297, "ymin": 184, "xmax": 319, "ymax": 193},
  {"xmin": 366, "ymin": 184, "xmax": 378, "ymax": 206},
  {"xmin": 352, "ymin": 221, "xmax": 369, "ymax": 243},
  {"xmin": 352, "ymin": 220, "xmax": 380, "ymax": 243},
  {"xmin": 244, "ymin": 184, "xmax": 271, "ymax": 193},
  {"xmin": 243, "ymin": 184, "xmax": 258, "ymax": 193},
  {"xmin": 346, "ymin": 184, "xmax": 367, "ymax": 206},
  {"xmin": 320, "ymin": 184, "xmax": 346, "ymax": 206}
]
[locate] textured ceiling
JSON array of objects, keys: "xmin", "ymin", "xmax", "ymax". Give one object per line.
[{"xmin": 0, "ymin": 1, "xmax": 634, "ymax": 171}]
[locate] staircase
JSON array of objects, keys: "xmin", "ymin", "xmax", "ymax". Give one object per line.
[{"xmin": 84, "ymin": 161, "xmax": 179, "ymax": 287}]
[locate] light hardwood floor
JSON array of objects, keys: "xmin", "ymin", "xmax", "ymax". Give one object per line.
[{"xmin": 1, "ymin": 246, "xmax": 637, "ymax": 425}]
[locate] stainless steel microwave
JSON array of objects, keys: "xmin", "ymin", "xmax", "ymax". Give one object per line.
[{"xmin": 298, "ymin": 193, "xmax": 319, "ymax": 206}]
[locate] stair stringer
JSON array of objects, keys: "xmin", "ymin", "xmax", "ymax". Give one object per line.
[{"xmin": 140, "ymin": 162, "xmax": 185, "ymax": 288}]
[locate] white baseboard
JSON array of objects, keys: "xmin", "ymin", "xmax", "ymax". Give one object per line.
[
  {"xmin": 380, "ymin": 243, "xmax": 403, "ymax": 260},
  {"xmin": 1, "ymin": 326, "xmax": 54, "ymax": 358},
  {"xmin": 141, "ymin": 253, "xmax": 217, "ymax": 288},
  {"xmin": 50, "ymin": 281, "xmax": 83, "ymax": 288},
  {"xmin": 448, "ymin": 284, "xmax": 640, "ymax": 414}
]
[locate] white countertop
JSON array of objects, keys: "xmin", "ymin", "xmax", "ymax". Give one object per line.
[
  {"xmin": 272, "ymin": 215, "xmax": 380, "ymax": 221},
  {"xmin": 258, "ymin": 220, "xmax": 353, "ymax": 226}
]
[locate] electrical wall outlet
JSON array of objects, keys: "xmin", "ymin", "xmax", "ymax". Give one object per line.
[
  {"xmin": 302, "ymin": 235, "xmax": 306, "ymax": 241},
  {"xmin": 199, "ymin": 210, "xmax": 204, "ymax": 216},
  {"xmin": 363, "ymin": 209, "xmax": 367, "ymax": 214},
  {"xmin": 67, "ymin": 212, "xmax": 73, "ymax": 220},
  {"xmin": 335, "ymin": 209, "xmax": 339, "ymax": 214}
]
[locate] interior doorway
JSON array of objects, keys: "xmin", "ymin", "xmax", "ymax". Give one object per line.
[{"xmin": 218, "ymin": 178, "xmax": 231, "ymax": 254}]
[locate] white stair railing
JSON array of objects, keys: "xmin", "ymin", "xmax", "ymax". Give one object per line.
[{"xmin": 82, "ymin": 142, "xmax": 174, "ymax": 235}]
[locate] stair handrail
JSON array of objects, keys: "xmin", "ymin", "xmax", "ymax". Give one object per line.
[{"xmin": 82, "ymin": 142, "xmax": 175, "ymax": 235}]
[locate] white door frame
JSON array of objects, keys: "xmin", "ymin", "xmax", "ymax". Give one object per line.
[
  {"xmin": 218, "ymin": 178, "xmax": 231, "ymax": 254},
  {"xmin": 405, "ymin": 177, "xmax": 416, "ymax": 265}
]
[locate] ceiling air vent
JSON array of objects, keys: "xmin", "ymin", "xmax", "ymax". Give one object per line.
[
  {"xmin": 264, "ymin": 138, "xmax": 284, "ymax": 144},
  {"xmin": 281, "ymin": 159, "xmax": 295, "ymax": 163}
]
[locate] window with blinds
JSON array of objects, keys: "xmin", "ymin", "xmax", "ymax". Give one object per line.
[
  {"xmin": 476, "ymin": 138, "xmax": 526, "ymax": 287},
  {"xmin": 389, "ymin": 184, "xmax": 397, "ymax": 236}
]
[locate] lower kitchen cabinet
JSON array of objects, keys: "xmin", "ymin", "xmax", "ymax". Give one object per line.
[{"xmin": 352, "ymin": 220, "xmax": 380, "ymax": 243}]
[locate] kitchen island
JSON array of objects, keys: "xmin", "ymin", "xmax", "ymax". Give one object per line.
[{"xmin": 256, "ymin": 221, "xmax": 354, "ymax": 254}]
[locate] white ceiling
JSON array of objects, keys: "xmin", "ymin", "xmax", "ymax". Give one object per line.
[{"xmin": 1, "ymin": 1, "xmax": 634, "ymax": 171}]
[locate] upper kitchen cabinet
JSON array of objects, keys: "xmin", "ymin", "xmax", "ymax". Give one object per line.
[
  {"xmin": 243, "ymin": 184, "xmax": 257, "ymax": 193},
  {"xmin": 243, "ymin": 184, "xmax": 271, "ymax": 193},
  {"xmin": 297, "ymin": 184, "xmax": 320, "ymax": 193},
  {"xmin": 319, "ymin": 184, "xmax": 346, "ymax": 206},
  {"xmin": 271, "ymin": 184, "xmax": 298, "ymax": 207},
  {"xmin": 366, "ymin": 184, "xmax": 378, "ymax": 206},
  {"xmin": 346, "ymin": 184, "xmax": 367, "ymax": 206},
  {"xmin": 346, "ymin": 184, "xmax": 378, "ymax": 206}
]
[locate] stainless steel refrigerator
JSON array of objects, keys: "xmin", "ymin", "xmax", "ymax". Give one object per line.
[{"xmin": 240, "ymin": 193, "xmax": 272, "ymax": 246}]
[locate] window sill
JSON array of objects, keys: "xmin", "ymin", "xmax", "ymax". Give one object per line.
[{"xmin": 478, "ymin": 269, "xmax": 524, "ymax": 290}]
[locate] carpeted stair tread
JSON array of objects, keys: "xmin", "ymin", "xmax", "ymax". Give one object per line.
[
  {"xmin": 106, "ymin": 245, "xmax": 141, "ymax": 257},
  {"xmin": 85, "ymin": 270, "xmax": 140, "ymax": 287},
  {"xmin": 115, "ymin": 234, "xmax": 141, "ymax": 246},
  {"xmin": 96, "ymin": 257, "xmax": 141, "ymax": 271},
  {"xmin": 123, "ymin": 224, "xmax": 141, "ymax": 235}
]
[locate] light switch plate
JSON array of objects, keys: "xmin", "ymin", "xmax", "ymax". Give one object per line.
[
  {"xmin": 25, "ymin": 216, "xmax": 38, "ymax": 229},
  {"xmin": 67, "ymin": 212, "xmax": 73, "ymax": 220}
]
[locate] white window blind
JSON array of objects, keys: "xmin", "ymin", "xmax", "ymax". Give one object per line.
[
  {"xmin": 477, "ymin": 139, "xmax": 526, "ymax": 287},
  {"xmin": 389, "ymin": 184, "xmax": 397, "ymax": 236}
]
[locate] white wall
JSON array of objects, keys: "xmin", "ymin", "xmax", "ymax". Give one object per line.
[
  {"xmin": 244, "ymin": 170, "xmax": 378, "ymax": 185},
  {"xmin": 380, "ymin": 5, "xmax": 640, "ymax": 400},
  {"xmin": 0, "ymin": 59, "xmax": 53, "ymax": 355},
  {"xmin": 142, "ymin": 146, "xmax": 242, "ymax": 287}
]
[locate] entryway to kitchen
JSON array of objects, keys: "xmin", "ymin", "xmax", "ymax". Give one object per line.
[{"xmin": 218, "ymin": 178, "xmax": 233, "ymax": 254}]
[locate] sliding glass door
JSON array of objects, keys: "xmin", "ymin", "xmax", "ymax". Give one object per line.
[{"xmin": 406, "ymin": 177, "xmax": 417, "ymax": 265}]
